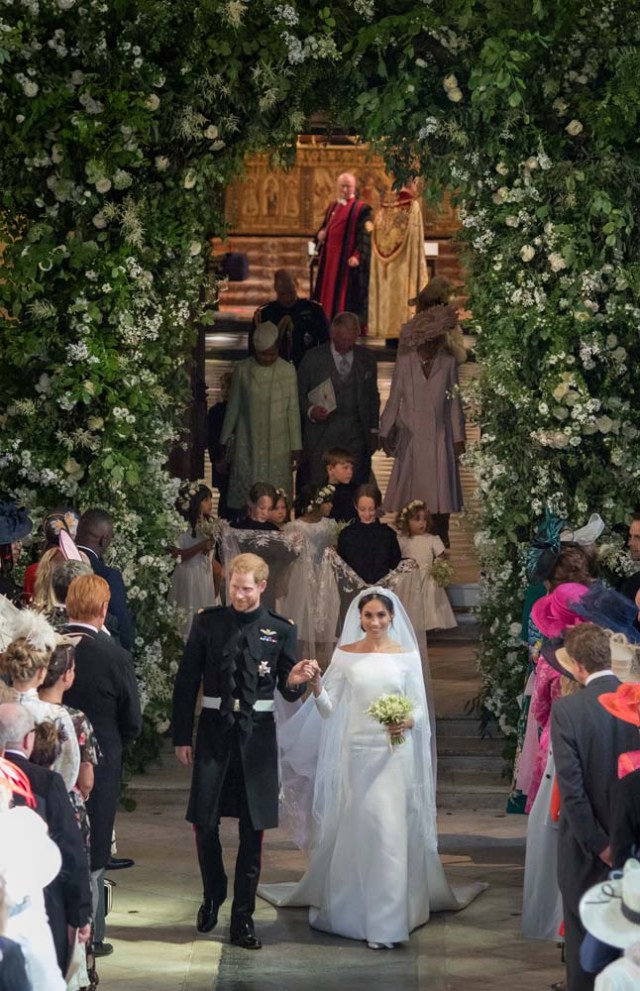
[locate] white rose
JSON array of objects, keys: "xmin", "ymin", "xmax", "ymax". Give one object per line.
[
  {"xmin": 145, "ymin": 94, "xmax": 160, "ymax": 111},
  {"xmin": 95, "ymin": 178, "xmax": 112, "ymax": 193},
  {"xmin": 520, "ymin": 244, "xmax": 535, "ymax": 262},
  {"xmin": 565, "ymin": 119, "xmax": 583, "ymax": 136},
  {"xmin": 597, "ymin": 416, "xmax": 614, "ymax": 433},
  {"xmin": 64, "ymin": 457, "xmax": 84, "ymax": 480},
  {"xmin": 524, "ymin": 157, "xmax": 538, "ymax": 170},
  {"xmin": 204, "ymin": 124, "xmax": 219, "ymax": 140},
  {"xmin": 552, "ymin": 383, "xmax": 569, "ymax": 401},
  {"xmin": 16, "ymin": 114, "xmax": 25, "ymax": 123},
  {"xmin": 553, "ymin": 98, "xmax": 568, "ymax": 115},
  {"xmin": 183, "ymin": 170, "xmax": 197, "ymax": 189},
  {"xmin": 24, "ymin": 81, "xmax": 39, "ymax": 98},
  {"xmin": 189, "ymin": 240, "xmax": 202, "ymax": 256},
  {"xmin": 92, "ymin": 213, "xmax": 107, "ymax": 229},
  {"xmin": 548, "ymin": 252, "xmax": 567, "ymax": 272},
  {"xmin": 443, "ymin": 74, "xmax": 458, "ymax": 91},
  {"xmin": 447, "ymin": 87, "xmax": 463, "ymax": 103},
  {"xmin": 496, "ymin": 162, "xmax": 509, "ymax": 176},
  {"xmin": 155, "ymin": 155, "xmax": 169, "ymax": 171}
]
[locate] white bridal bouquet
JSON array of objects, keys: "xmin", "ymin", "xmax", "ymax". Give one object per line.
[{"xmin": 366, "ymin": 694, "xmax": 414, "ymax": 747}]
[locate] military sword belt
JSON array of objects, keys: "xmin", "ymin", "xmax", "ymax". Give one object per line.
[{"xmin": 202, "ymin": 696, "xmax": 275, "ymax": 713}]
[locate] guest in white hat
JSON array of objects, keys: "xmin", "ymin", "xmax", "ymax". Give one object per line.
[
  {"xmin": 220, "ymin": 323, "xmax": 302, "ymax": 516},
  {"xmin": 580, "ymin": 860, "xmax": 640, "ymax": 989}
]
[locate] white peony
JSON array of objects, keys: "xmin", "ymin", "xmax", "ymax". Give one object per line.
[
  {"xmin": 447, "ymin": 87, "xmax": 463, "ymax": 103},
  {"xmin": 548, "ymin": 252, "xmax": 567, "ymax": 272},
  {"xmin": 204, "ymin": 124, "xmax": 219, "ymax": 140},
  {"xmin": 189, "ymin": 240, "xmax": 202, "ymax": 256},
  {"xmin": 565, "ymin": 119, "xmax": 583, "ymax": 136},
  {"xmin": 496, "ymin": 162, "xmax": 509, "ymax": 176},
  {"xmin": 145, "ymin": 94, "xmax": 160, "ymax": 111},
  {"xmin": 24, "ymin": 81, "xmax": 39, "ymax": 98},
  {"xmin": 524, "ymin": 157, "xmax": 538, "ymax": 170},
  {"xmin": 443, "ymin": 74, "xmax": 459, "ymax": 91},
  {"xmin": 92, "ymin": 213, "xmax": 107, "ymax": 229},
  {"xmin": 597, "ymin": 416, "xmax": 614, "ymax": 434},
  {"xmin": 520, "ymin": 244, "xmax": 535, "ymax": 262},
  {"xmin": 95, "ymin": 178, "xmax": 112, "ymax": 193}
]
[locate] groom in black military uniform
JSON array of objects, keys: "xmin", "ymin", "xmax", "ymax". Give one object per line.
[{"xmin": 172, "ymin": 552, "xmax": 315, "ymax": 950}]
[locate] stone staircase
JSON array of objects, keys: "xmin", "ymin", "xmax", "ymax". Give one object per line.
[{"xmin": 435, "ymin": 716, "xmax": 507, "ymax": 811}]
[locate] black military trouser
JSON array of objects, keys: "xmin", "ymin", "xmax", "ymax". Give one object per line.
[{"xmin": 194, "ymin": 734, "xmax": 263, "ymax": 926}]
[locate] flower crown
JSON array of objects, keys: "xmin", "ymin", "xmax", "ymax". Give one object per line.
[
  {"xmin": 305, "ymin": 484, "xmax": 335, "ymax": 515},
  {"xmin": 398, "ymin": 499, "xmax": 427, "ymax": 524},
  {"xmin": 274, "ymin": 488, "xmax": 288, "ymax": 503},
  {"xmin": 178, "ymin": 478, "xmax": 208, "ymax": 512}
]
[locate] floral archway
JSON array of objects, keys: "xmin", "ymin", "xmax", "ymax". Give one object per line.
[{"xmin": 2, "ymin": 0, "xmax": 639, "ymax": 763}]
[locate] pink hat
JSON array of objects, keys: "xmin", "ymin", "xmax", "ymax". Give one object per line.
[{"xmin": 531, "ymin": 582, "xmax": 590, "ymax": 638}]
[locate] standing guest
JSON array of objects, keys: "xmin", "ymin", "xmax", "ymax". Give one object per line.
[
  {"xmin": 168, "ymin": 483, "xmax": 218, "ymax": 639},
  {"xmin": 0, "ymin": 703, "xmax": 91, "ymax": 982},
  {"xmin": 396, "ymin": 499, "xmax": 456, "ymax": 631},
  {"xmin": 63, "ymin": 574, "xmax": 142, "ymax": 959},
  {"xmin": 551, "ymin": 623, "xmax": 639, "ymax": 991},
  {"xmin": 598, "ymin": 682, "xmax": 640, "ymax": 866},
  {"xmin": 379, "ymin": 285, "xmax": 466, "ymax": 548},
  {"xmin": 49, "ymin": 559, "xmax": 93, "ymax": 629},
  {"xmin": 618, "ymin": 512, "xmax": 640, "ymax": 607},
  {"xmin": 172, "ymin": 553, "xmax": 313, "ymax": 949},
  {"xmin": 23, "ymin": 510, "xmax": 79, "ymax": 606},
  {"xmin": 0, "ymin": 501, "xmax": 32, "ymax": 606},
  {"xmin": 337, "ymin": 484, "xmax": 401, "ymax": 585},
  {"xmin": 75, "ymin": 509, "xmax": 134, "ymax": 652},
  {"xmin": 250, "ymin": 270, "xmax": 329, "ymax": 368},
  {"xmin": 324, "ymin": 447, "xmax": 358, "ymax": 523},
  {"xmin": 207, "ymin": 372, "xmax": 233, "ymax": 520},
  {"xmin": 368, "ymin": 180, "xmax": 427, "ymax": 342},
  {"xmin": 313, "ymin": 172, "xmax": 372, "ymax": 325},
  {"xmin": 298, "ymin": 312, "xmax": 380, "ymax": 487},
  {"xmin": 0, "ymin": 753, "xmax": 67, "ymax": 991},
  {"xmin": 268, "ymin": 489, "xmax": 290, "ymax": 530},
  {"xmin": 220, "ymin": 322, "xmax": 302, "ymax": 517}
]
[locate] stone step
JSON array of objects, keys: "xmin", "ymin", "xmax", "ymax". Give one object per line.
[
  {"xmin": 437, "ymin": 753, "xmax": 505, "ymax": 775},
  {"xmin": 435, "ymin": 717, "xmax": 501, "ymax": 739},
  {"xmin": 436, "ymin": 783, "xmax": 509, "ymax": 812},
  {"xmin": 437, "ymin": 736, "xmax": 504, "ymax": 757}
]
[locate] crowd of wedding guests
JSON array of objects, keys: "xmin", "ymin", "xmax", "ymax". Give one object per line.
[
  {"xmin": 0, "ymin": 502, "xmax": 141, "ymax": 990},
  {"xmin": 514, "ymin": 514, "xmax": 640, "ymax": 991}
]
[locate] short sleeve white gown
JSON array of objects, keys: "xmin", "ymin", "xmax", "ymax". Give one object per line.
[
  {"xmin": 261, "ymin": 599, "xmax": 485, "ymax": 945},
  {"xmin": 398, "ymin": 533, "xmax": 457, "ymax": 631},
  {"xmin": 168, "ymin": 531, "xmax": 218, "ymax": 638}
]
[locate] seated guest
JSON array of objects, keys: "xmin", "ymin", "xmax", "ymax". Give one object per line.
[
  {"xmin": 336, "ymin": 484, "xmax": 401, "ymax": 584},
  {"xmin": 250, "ymin": 269, "xmax": 329, "ymax": 368},
  {"xmin": 63, "ymin": 575, "xmax": 142, "ymax": 958},
  {"xmin": 0, "ymin": 703, "xmax": 91, "ymax": 982},
  {"xmin": 75, "ymin": 509, "xmax": 134, "ymax": 651},
  {"xmin": 324, "ymin": 447, "xmax": 358, "ymax": 523}
]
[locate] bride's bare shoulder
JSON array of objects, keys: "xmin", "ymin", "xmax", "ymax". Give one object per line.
[
  {"xmin": 338, "ymin": 639, "xmax": 411, "ymax": 654},
  {"xmin": 385, "ymin": 639, "xmax": 410, "ymax": 653},
  {"xmin": 338, "ymin": 642, "xmax": 363, "ymax": 653}
]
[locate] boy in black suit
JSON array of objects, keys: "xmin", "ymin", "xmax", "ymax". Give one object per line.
[{"xmin": 324, "ymin": 447, "xmax": 357, "ymax": 523}]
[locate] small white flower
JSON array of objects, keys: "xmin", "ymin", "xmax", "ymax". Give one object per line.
[
  {"xmin": 447, "ymin": 87, "xmax": 463, "ymax": 103},
  {"xmin": 204, "ymin": 124, "xmax": 219, "ymax": 140},
  {"xmin": 189, "ymin": 240, "xmax": 202, "ymax": 256},
  {"xmin": 524, "ymin": 157, "xmax": 538, "ymax": 170},
  {"xmin": 95, "ymin": 177, "xmax": 112, "ymax": 193},
  {"xmin": 520, "ymin": 244, "xmax": 535, "ymax": 262},
  {"xmin": 145, "ymin": 94, "xmax": 160, "ymax": 111},
  {"xmin": 57, "ymin": 0, "xmax": 76, "ymax": 8},
  {"xmin": 16, "ymin": 114, "xmax": 25, "ymax": 124},
  {"xmin": 155, "ymin": 155, "xmax": 169, "ymax": 171},
  {"xmin": 87, "ymin": 416, "xmax": 104, "ymax": 430},
  {"xmin": 183, "ymin": 170, "xmax": 197, "ymax": 189},
  {"xmin": 134, "ymin": 57, "xmax": 143, "ymax": 68},
  {"xmin": 92, "ymin": 213, "xmax": 107, "ymax": 229},
  {"xmin": 24, "ymin": 80, "xmax": 39, "ymax": 98},
  {"xmin": 443, "ymin": 74, "xmax": 458, "ymax": 91},
  {"xmin": 565, "ymin": 119, "xmax": 584, "ymax": 136},
  {"xmin": 70, "ymin": 70, "xmax": 84, "ymax": 86}
]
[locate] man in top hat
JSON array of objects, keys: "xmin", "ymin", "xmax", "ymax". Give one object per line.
[
  {"xmin": 551, "ymin": 623, "xmax": 638, "ymax": 991},
  {"xmin": 172, "ymin": 552, "xmax": 317, "ymax": 949},
  {"xmin": 220, "ymin": 323, "xmax": 302, "ymax": 515}
]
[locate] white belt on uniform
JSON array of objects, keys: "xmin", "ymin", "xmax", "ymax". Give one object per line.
[{"xmin": 201, "ymin": 696, "xmax": 274, "ymax": 713}]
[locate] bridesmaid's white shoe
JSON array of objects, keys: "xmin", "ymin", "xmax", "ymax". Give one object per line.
[{"xmin": 367, "ymin": 941, "xmax": 395, "ymax": 950}]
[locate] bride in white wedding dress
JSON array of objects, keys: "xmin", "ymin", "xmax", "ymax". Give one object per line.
[{"xmin": 261, "ymin": 588, "xmax": 484, "ymax": 948}]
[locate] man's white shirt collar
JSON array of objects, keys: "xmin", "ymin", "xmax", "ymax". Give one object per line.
[{"xmin": 586, "ymin": 669, "xmax": 614, "ymax": 685}]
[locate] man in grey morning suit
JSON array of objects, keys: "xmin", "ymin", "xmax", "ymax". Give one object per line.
[
  {"xmin": 551, "ymin": 624, "xmax": 638, "ymax": 991},
  {"xmin": 297, "ymin": 311, "xmax": 380, "ymax": 488}
]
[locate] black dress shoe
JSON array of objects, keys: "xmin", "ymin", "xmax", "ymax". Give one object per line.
[
  {"xmin": 106, "ymin": 857, "xmax": 135, "ymax": 871},
  {"xmin": 196, "ymin": 900, "xmax": 219, "ymax": 934},
  {"xmin": 230, "ymin": 920, "xmax": 262, "ymax": 950},
  {"xmin": 94, "ymin": 941, "xmax": 114, "ymax": 957}
]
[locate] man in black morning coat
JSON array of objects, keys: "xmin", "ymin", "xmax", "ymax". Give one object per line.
[
  {"xmin": 172, "ymin": 552, "xmax": 314, "ymax": 950},
  {"xmin": 551, "ymin": 624, "xmax": 638, "ymax": 991}
]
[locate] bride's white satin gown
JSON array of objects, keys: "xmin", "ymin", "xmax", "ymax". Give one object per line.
[{"xmin": 261, "ymin": 649, "xmax": 480, "ymax": 944}]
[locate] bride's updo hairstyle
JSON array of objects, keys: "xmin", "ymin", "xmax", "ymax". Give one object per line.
[{"xmin": 358, "ymin": 591, "xmax": 395, "ymax": 619}]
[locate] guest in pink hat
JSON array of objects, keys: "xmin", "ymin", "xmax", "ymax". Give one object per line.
[{"xmin": 531, "ymin": 582, "xmax": 592, "ymax": 639}]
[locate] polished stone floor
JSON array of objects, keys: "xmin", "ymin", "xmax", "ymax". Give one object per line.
[{"xmin": 97, "ymin": 643, "xmax": 563, "ymax": 990}]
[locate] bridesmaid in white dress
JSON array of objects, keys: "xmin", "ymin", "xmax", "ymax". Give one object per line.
[
  {"xmin": 285, "ymin": 484, "xmax": 338, "ymax": 568},
  {"xmin": 168, "ymin": 484, "xmax": 218, "ymax": 638},
  {"xmin": 261, "ymin": 588, "xmax": 484, "ymax": 948},
  {"xmin": 396, "ymin": 500, "xmax": 456, "ymax": 631}
]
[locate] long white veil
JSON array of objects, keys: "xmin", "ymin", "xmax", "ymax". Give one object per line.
[{"xmin": 276, "ymin": 586, "xmax": 437, "ymax": 854}]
